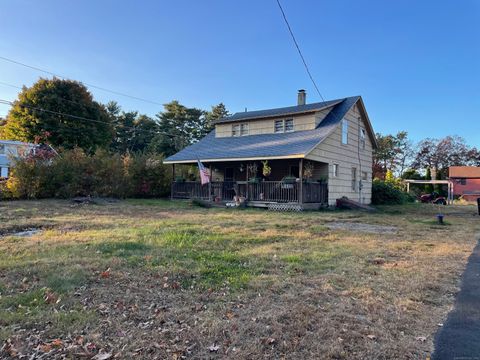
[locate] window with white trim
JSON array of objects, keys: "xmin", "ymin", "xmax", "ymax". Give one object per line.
[
  {"xmin": 342, "ymin": 119, "xmax": 348, "ymax": 144},
  {"xmin": 274, "ymin": 120, "xmax": 284, "ymax": 133},
  {"xmin": 0, "ymin": 167, "xmax": 8, "ymax": 178},
  {"xmin": 232, "ymin": 124, "xmax": 240, "ymax": 137},
  {"xmin": 240, "ymin": 123, "xmax": 249, "ymax": 136},
  {"xmin": 285, "ymin": 119, "xmax": 294, "ymax": 132},
  {"xmin": 333, "ymin": 164, "xmax": 339, "ymax": 177},
  {"xmin": 360, "ymin": 128, "xmax": 366, "ymax": 149},
  {"xmin": 362, "ymin": 171, "xmax": 368, "ymax": 181},
  {"xmin": 274, "ymin": 119, "xmax": 294, "ymax": 133}
]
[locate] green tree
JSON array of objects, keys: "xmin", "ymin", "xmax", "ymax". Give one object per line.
[
  {"xmin": 434, "ymin": 168, "xmax": 444, "ymax": 194},
  {"xmin": 205, "ymin": 103, "xmax": 229, "ymax": 131},
  {"xmin": 129, "ymin": 114, "xmax": 159, "ymax": 152},
  {"xmin": 373, "ymin": 133, "xmax": 396, "ymax": 180},
  {"xmin": 401, "ymin": 168, "xmax": 422, "ymax": 180},
  {"xmin": 149, "ymin": 101, "xmax": 208, "ymax": 157},
  {"xmin": 425, "ymin": 167, "xmax": 434, "ymax": 193},
  {"xmin": 107, "ymin": 102, "xmax": 160, "ymax": 154},
  {"xmin": 1, "ymin": 78, "xmax": 112, "ymax": 151}
]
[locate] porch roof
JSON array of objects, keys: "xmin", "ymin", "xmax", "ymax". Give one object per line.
[{"xmin": 164, "ymin": 97, "xmax": 360, "ymax": 164}]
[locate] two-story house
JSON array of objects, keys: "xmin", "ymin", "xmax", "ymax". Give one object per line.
[
  {"xmin": 0, "ymin": 140, "xmax": 37, "ymax": 178},
  {"xmin": 164, "ymin": 91, "xmax": 377, "ymax": 209}
]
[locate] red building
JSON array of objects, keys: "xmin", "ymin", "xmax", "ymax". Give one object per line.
[{"xmin": 449, "ymin": 166, "xmax": 480, "ymax": 201}]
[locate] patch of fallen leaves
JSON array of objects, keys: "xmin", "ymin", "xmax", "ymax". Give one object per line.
[{"xmin": 44, "ymin": 289, "xmax": 60, "ymax": 304}]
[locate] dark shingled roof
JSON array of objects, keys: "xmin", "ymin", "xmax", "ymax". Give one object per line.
[
  {"xmin": 164, "ymin": 96, "xmax": 360, "ymax": 163},
  {"xmin": 215, "ymin": 99, "xmax": 342, "ymax": 123}
]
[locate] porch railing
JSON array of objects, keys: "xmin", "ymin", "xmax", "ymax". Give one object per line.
[
  {"xmin": 247, "ymin": 181, "xmax": 298, "ymax": 202},
  {"xmin": 302, "ymin": 181, "xmax": 328, "ymax": 203},
  {"xmin": 171, "ymin": 181, "xmax": 236, "ymax": 201},
  {"xmin": 171, "ymin": 181, "xmax": 328, "ymax": 204}
]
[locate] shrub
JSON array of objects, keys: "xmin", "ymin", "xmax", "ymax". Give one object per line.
[
  {"xmin": 5, "ymin": 148, "xmax": 172, "ymax": 199},
  {"xmin": 372, "ymin": 180, "xmax": 414, "ymax": 205},
  {"xmin": 0, "ymin": 179, "xmax": 12, "ymax": 200}
]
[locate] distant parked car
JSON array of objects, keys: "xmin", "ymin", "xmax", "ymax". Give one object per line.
[{"xmin": 419, "ymin": 192, "xmax": 447, "ymax": 205}]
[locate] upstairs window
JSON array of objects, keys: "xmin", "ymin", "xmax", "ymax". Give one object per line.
[
  {"xmin": 360, "ymin": 128, "xmax": 366, "ymax": 149},
  {"xmin": 285, "ymin": 119, "xmax": 294, "ymax": 132},
  {"xmin": 232, "ymin": 123, "xmax": 248, "ymax": 136},
  {"xmin": 274, "ymin": 119, "xmax": 294, "ymax": 133},
  {"xmin": 274, "ymin": 120, "xmax": 284, "ymax": 133},
  {"xmin": 232, "ymin": 124, "xmax": 240, "ymax": 137},
  {"xmin": 240, "ymin": 123, "xmax": 249, "ymax": 136},
  {"xmin": 0, "ymin": 144, "xmax": 4, "ymax": 155},
  {"xmin": 342, "ymin": 119, "xmax": 349, "ymax": 144}
]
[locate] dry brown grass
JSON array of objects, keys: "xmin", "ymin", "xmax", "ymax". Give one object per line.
[{"xmin": 0, "ymin": 199, "xmax": 478, "ymax": 359}]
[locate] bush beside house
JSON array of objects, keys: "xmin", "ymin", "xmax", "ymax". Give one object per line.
[{"xmin": 372, "ymin": 179, "xmax": 414, "ymax": 205}]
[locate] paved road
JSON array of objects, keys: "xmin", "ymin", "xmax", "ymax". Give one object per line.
[{"xmin": 432, "ymin": 240, "xmax": 480, "ymax": 360}]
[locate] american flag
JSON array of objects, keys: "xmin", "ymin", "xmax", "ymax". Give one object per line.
[{"xmin": 197, "ymin": 158, "xmax": 210, "ymax": 185}]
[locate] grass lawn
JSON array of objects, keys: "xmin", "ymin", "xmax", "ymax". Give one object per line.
[{"xmin": 0, "ymin": 199, "xmax": 478, "ymax": 359}]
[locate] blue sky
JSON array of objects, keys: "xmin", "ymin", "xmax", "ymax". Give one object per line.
[{"xmin": 1, "ymin": 0, "xmax": 479, "ymax": 146}]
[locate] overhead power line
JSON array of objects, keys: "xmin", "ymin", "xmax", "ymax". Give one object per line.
[
  {"xmin": 0, "ymin": 56, "xmax": 164, "ymax": 106},
  {"xmin": 275, "ymin": 0, "xmax": 326, "ymax": 102},
  {"xmin": 0, "ymin": 99, "xmax": 180, "ymax": 138},
  {"xmin": 0, "ymin": 80, "xmax": 108, "ymax": 110},
  {"xmin": 0, "ymin": 80, "xmax": 191, "ymax": 128}
]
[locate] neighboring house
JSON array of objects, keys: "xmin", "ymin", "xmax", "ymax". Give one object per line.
[
  {"xmin": 449, "ymin": 166, "xmax": 480, "ymax": 201},
  {"xmin": 0, "ymin": 140, "xmax": 37, "ymax": 178},
  {"xmin": 164, "ymin": 91, "xmax": 377, "ymax": 208}
]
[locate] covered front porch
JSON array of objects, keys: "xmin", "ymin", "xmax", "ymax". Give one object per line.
[{"xmin": 170, "ymin": 159, "xmax": 329, "ymax": 208}]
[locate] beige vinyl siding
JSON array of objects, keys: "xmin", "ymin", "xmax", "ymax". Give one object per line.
[
  {"xmin": 305, "ymin": 103, "xmax": 373, "ymax": 205},
  {"xmin": 215, "ymin": 113, "xmax": 318, "ymax": 137}
]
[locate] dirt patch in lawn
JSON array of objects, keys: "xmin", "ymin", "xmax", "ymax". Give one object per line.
[
  {"xmin": 325, "ymin": 222, "xmax": 398, "ymax": 234},
  {"xmin": 0, "ymin": 200, "xmax": 478, "ymax": 359}
]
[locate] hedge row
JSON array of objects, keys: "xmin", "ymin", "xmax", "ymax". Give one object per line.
[{"xmin": 1, "ymin": 149, "xmax": 172, "ymax": 199}]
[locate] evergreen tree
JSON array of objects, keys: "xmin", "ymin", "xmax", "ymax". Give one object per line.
[
  {"xmin": 205, "ymin": 103, "xmax": 230, "ymax": 131},
  {"xmin": 425, "ymin": 167, "xmax": 434, "ymax": 193},
  {"xmin": 149, "ymin": 101, "xmax": 208, "ymax": 157}
]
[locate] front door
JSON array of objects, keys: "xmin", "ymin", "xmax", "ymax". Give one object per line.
[{"xmin": 225, "ymin": 167, "xmax": 234, "ymax": 181}]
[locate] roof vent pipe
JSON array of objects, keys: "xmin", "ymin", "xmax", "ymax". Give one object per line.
[{"xmin": 297, "ymin": 89, "xmax": 306, "ymax": 106}]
